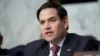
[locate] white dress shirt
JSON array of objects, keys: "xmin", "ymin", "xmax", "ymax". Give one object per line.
[{"xmin": 49, "ymin": 37, "xmax": 66, "ymax": 56}]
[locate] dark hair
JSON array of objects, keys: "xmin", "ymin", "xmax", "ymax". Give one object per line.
[
  {"xmin": 37, "ymin": 2, "xmax": 68, "ymax": 20},
  {"xmin": 0, "ymin": 33, "xmax": 3, "ymax": 38},
  {"xmin": 0, "ymin": 33, "xmax": 3, "ymax": 45}
]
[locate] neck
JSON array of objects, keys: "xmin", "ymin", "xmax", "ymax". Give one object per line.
[{"xmin": 50, "ymin": 33, "xmax": 67, "ymax": 45}]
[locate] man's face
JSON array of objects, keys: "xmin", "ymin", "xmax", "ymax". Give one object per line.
[{"xmin": 39, "ymin": 8, "xmax": 68, "ymax": 43}]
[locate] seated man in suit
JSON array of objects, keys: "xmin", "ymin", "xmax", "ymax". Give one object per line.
[
  {"xmin": 24, "ymin": 2, "xmax": 99, "ymax": 56},
  {"xmin": 8, "ymin": 45, "xmax": 25, "ymax": 56},
  {"xmin": 0, "ymin": 33, "xmax": 25, "ymax": 56},
  {"xmin": 0, "ymin": 33, "xmax": 8, "ymax": 55}
]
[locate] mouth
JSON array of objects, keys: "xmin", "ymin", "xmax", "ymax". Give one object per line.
[{"xmin": 45, "ymin": 31, "xmax": 53, "ymax": 36}]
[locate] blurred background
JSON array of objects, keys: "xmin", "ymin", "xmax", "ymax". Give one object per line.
[{"xmin": 0, "ymin": 0, "xmax": 100, "ymax": 49}]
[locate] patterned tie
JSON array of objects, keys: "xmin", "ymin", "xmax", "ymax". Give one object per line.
[{"xmin": 51, "ymin": 45, "xmax": 60, "ymax": 56}]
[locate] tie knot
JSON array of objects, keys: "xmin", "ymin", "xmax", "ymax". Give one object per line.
[{"xmin": 51, "ymin": 45, "xmax": 60, "ymax": 55}]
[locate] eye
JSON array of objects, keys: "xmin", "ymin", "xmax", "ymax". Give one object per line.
[
  {"xmin": 50, "ymin": 17, "xmax": 56, "ymax": 22},
  {"xmin": 40, "ymin": 20, "xmax": 45, "ymax": 25},
  {"xmin": 51, "ymin": 19, "xmax": 56, "ymax": 22}
]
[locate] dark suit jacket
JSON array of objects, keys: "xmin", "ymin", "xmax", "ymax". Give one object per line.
[
  {"xmin": 24, "ymin": 33, "xmax": 99, "ymax": 56},
  {"xmin": 0, "ymin": 48, "xmax": 8, "ymax": 55}
]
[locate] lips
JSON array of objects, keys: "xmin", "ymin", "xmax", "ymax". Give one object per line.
[{"xmin": 45, "ymin": 31, "xmax": 53, "ymax": 36}]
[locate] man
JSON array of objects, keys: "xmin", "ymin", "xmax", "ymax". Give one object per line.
[
  {"xmin": 25, "ymin": 2, "xmax": 99, "ymax": 56},
  {"xmin": 0, "ymin": 33, "xmax": 25, "ymax": 56},
  {"xmin": 0, "ymin": 33, "xmax": 8, "ymax": 55},
  {"xmin": 9, "ymin": 45, "xmax": 25, "ymax": 56}
]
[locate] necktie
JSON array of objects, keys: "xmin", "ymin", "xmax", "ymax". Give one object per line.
[{"xmin": 51, "ymin": 46, "xmax": 60, "ymax": 56}]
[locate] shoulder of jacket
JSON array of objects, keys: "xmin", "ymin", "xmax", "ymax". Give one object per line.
[
  {"xmin": 68, "ymin": 33, "xmax": 94, "ymax": 41},
  {"xmin": 27, "ymin": 39, "xmax": 45, "ymax": 47},
  {"xmin": 68, "ymin": 33, "xmax": 98, "ymax": 51}
]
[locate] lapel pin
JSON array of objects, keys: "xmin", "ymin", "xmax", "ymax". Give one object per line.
[{"xmin": 67, "ymin": 49, "xmax": 71, "ymax": 51}]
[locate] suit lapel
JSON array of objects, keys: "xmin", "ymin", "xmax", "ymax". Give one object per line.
[{"xmin": 60, "ymin": 33, "xmax": 74, "ymax": 56}]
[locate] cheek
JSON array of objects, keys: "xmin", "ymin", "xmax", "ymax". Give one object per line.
[
  {"xmin": 53, "ymin": 23, "xmax": 64, "ymax": 33},
  {"xmin": 40, "ymin": 26, "xmax": 44, "ymax": 33}
]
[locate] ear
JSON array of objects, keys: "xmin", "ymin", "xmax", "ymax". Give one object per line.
[{"xmin": 63, "ymin": 16, "xmax": 68, "ymax": 30}]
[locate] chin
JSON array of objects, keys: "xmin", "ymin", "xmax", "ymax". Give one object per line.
[{"xmin": 45, "ymin": 37, "xmax": 55, "ymax": 42}]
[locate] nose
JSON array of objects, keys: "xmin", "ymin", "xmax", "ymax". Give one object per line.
[{"xmin": 45, "ymin": 22, "xmax": 51, "ymax": 30}]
